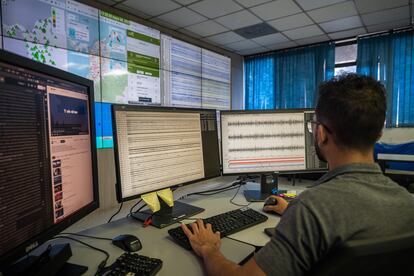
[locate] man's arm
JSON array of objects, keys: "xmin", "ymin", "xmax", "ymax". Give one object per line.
[{"xmin": 181, "ymin": 220, "xmax": 266, "ymax": 276}]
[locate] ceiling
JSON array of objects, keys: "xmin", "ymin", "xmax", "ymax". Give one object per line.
[{"xmin": 96, "ymin": 0, "xmax": 413, "ymax": 56}]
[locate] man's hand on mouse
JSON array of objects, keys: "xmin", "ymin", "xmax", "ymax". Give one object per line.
[{"xmin": 263, "ymin": 195, "xmax": 289, "ymax": 215}]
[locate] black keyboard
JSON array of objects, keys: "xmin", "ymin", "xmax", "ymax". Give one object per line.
[
  {"xmin": 100, "ymin": 252, "xmax": 162, "ymax": 276},
  {"xmin": 168, "ymin": 207, "xmax": 268, "ymax": 250}
]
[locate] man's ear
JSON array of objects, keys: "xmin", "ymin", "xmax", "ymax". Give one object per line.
[
  {"xmin": 318, "ymin": 124, "xmax": 329, "ymax": 144},
  {"xmin": 376, "ymin": 129, "xmax": 383, "ymax": 141}
]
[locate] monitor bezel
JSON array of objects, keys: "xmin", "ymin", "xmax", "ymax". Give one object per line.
[
  {"xmin": 0, "ymin": 50, "xmax": 100, "ymax": 266},
  {"xmin": 112, "ymin": 104, "xmax": 222, "ymax": 203},
  {"xmin": 220, "ymin": 108, "xmax": 328, "ymax": 176}
]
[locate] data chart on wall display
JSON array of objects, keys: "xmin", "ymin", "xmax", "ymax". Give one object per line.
[
  {"xmin": 161, "ymin": 35, "xmax": 202, "ymax": 107},
  {"xmin": 2, "ymin": 0, "xmax": 100, "ymax": 55},
  {"xmin": 201, "ymin": 49, "xmax": 231, "ymax": 110},
  {"xmin": 161, "ymin": 70, "xmax": 202, "ymax": 108},
  {"xmin": 202, "ymin": 49, "xmax": 231, "ymax": 83},
  {"xmin": 221, "ymin": 112, "xmax": 307, "ymax": 174},
  {"xmin": 100, "ymin": 11, "xmax": 161, "ymax": 104},
  {"xmin": 202, "ymin": 79, "xmax": 230, "ymax": 110}
]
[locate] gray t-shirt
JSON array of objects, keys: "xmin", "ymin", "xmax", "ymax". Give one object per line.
[{"xmin": 255, "ymin": 163, "xmax": 414, "ymax": 276}]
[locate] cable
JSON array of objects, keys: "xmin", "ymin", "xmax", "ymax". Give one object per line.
[
  {"xmin": 229, "ymin": 184, "xmax": 251, "ymax": 207},
  {"xmin": 192, "ymin": 185, "xmax": 240, "ymax": 196},
  {"xmin": 107, "ymin": 202, "xmax": 123, "ymax": 223},
  {"xmin": 52, "ymin": 235, "xmax": 109, "ymax": 275},
  {"xmin": 186, "ymin": 181, "xmax": 242, "ymax": 197},
  {"xmin": 128, "ymin": 199, "xmax": 145, "ymax": 217},
  {"xmin": 59, "ymin": 232, "xmax": 112, "ymax": 241}
]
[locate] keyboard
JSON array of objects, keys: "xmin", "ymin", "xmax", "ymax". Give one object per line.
[
  {"xmin": 100, "ymin": 252, "xmax": 162, "ymax": 276},
  {"xmin": 168, "ymin": 207, "xmax": 268, "ymax": 250}
]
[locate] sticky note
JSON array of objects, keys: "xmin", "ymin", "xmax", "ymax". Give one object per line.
[
  {"xmin": 141, "ymin": 192, "xmax": 161, "ymax": 212},
  {"xmin": 157, "ymin": 188, "xmax": 174, "ymax": 207}
]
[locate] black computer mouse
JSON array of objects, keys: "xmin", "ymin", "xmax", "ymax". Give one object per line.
[
  {"xmin": 264, "ymin": 197, "xmax": 278, "ymax": 206},
  {"xmin": 112, "ymin": 234, "xmax": 142, "ymax": 252}
]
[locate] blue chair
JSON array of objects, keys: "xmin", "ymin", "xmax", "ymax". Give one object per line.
[{"xmin": 374, "ymin": 141, "xmax": 414, "ymax": 192}]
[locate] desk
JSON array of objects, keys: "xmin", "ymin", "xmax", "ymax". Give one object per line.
[
  {"xmin": 179, "ymin": 181, "xmax": 308, "ymax": 247},
  {"xmin": 52, "ymin": 217, "xmax": 255, "ymax": 276},
  {"xmin": 57, "ymin": 176, "xmax": 312, "ymax": 275}
]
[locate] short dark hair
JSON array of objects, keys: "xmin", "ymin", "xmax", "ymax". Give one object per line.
[{"xmin": 316, "ymin": 74, "xmax": 386, "ymax": 151}]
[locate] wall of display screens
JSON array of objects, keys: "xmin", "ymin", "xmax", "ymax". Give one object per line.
[{"xmin": 1, "ymin": 0, "xmax": 231, "ymax": 148}]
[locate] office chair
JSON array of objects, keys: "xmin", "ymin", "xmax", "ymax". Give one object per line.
[{"xmin": 308, "ymin": 231, "xmax": 414, "ymax": 276}]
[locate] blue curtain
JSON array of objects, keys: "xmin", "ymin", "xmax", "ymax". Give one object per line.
[
  {"xmin": 244, "ymin": 42, "xmax": 334, "ymax": 110},
  {"xmin": 357, "ymin": 30, "xmax": 414, "ymax": 127},
  {"xmin": 244, "ymin": 55, "xmax": 275, "ymax": 109},
  {"xmin": 274, "ymin": 43, "xmax": 334, "ymax": 109}
]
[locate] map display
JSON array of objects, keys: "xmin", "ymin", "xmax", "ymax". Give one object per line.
[
  {"xmin": 2, "ymin": 0, "xmax": 99, "ymax": 55},
  {"xmin": 3, "ymin": 37, "xmax": 101, "ymax": 101},
  {"xmin": 0, "ymin": 1, "xmax": 232, "ymax": 149},
  {"xmin": 99, "ymin": 11, "xmax": 161, "ymax": 104}
]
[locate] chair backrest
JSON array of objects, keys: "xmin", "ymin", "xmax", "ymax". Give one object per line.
[{"xmin": 308, "ymin": 232, "xmax": 414, "ymax": 276}]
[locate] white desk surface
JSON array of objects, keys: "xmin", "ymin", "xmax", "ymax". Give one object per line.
[
  {"xmin": 59, "ymin": 176, "xmax": 313, "ymax": 275},
  {"xmin": 178, "ymin": 179, "xmax": 309, "ymax": 247},
  {"xmin": 52, "ymin": 216, "xmax": 255, "ymax": 276}
]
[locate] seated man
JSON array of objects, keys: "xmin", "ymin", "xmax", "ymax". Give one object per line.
[{"xmin": 181, "ymin": 74, "xmax": 414, "ymax": 276}]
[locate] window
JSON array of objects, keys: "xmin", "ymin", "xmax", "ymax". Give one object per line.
[{"xmin": 334, "ymin": 41, "xmax": 357, "ymax": 77}]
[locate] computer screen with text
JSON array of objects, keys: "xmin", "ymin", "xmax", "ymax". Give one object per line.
[
  {"xmin": 113, "ymin": 106, "xmax": 220, "ymax": 202},
  {"xmin": 0, "ymin": 50, "xmax": 98, "ymax": 265}
]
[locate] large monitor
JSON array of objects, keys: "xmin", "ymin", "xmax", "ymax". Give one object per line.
[
  {"xmin": 112, "ymin": 105, "xmax": 221, "ymax": 227},
  {"xmin": 221, "ymin": 109, "xmax": 327, "ymax": 201},
  {"xmin": 0, "ymin": 50, "xmax": 99, "ymax": 271}
]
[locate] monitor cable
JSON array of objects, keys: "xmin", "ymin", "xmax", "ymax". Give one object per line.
[
  {"xmin": 128, "ymin": 199, "xmax": 145, "ymax": 217},
  {"xmin": 186, "ymin": 180, "xmax": 242, "ymax": 197},
  {"xmin": 229, "ymin": 183, "xmax": 251, "ymax": 207},
  {"xmin": 107, "ymin": 202, "xmax": 123, "ymax": 223},
  {"xmin": 59, "ymin": 232, "xmax": 112, "ymax": 241}
]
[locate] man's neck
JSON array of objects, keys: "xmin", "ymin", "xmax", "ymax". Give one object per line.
[{"xmin": 327, "ymin": 147, "xmax": 375, "ymax": 171}]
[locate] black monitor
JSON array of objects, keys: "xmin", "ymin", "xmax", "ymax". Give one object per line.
[
  {"xmin": 112, "ymin": 105, "xmax": 221, "ymax": 228},
  {"xmin": 0, "ymin": 50, "xmax": 99, "ymax": 272},
  {"xmin": 221, "ymin": 109, "xmax": 327, "ymax": 201}
]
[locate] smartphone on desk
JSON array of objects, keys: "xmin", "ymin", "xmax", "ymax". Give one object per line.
[{"xmin": 264, "ymin": 227, "xmax": 275, "ymax": 237}]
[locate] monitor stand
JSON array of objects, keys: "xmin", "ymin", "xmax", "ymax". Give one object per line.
[
  {"xmin": 131, "ymin": 199, "xmax": 205, "ymax": 228},
  {"xmin": 5, "ymin": 243, "xmax": 87, "ymax": 276},
  {"xmin": 244, "ymin": 173, "xmax": 279, "ymax": 202}
]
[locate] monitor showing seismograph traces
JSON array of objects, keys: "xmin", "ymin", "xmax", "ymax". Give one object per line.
[{"xmin": 221, "ymin": 109, "xmax": 327, "ymax": 174}]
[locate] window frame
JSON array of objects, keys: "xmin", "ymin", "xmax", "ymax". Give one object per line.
[{"xmin": 334, "ymin": 40, "xmax": 357, "ymax": 73}]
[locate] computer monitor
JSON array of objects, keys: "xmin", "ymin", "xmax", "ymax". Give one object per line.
[
  {"xmin": 221, "ymin": 109, "xmax": 327, "ymax": 201},
  {"xmin": 0, "ymin": 50, "xmax": 99, "ymax": 272},
  {"xmin": 112, "ymin": 105, "xmax": 221, "ymax": 228}
]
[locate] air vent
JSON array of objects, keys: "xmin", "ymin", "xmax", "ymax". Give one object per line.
[{"xmin": 234, "ymin": 23, "xmax": 278, "ymax": 39}]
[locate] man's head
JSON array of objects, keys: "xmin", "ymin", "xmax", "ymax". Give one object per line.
[{"xmin": 313, "ymin": 74, "xmax": 386, "ymax": 161}]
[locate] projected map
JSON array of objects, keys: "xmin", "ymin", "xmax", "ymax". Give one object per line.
[
  {"xmin": 100, "ymin": 11, "xmax": 161, "ymax": 105},
  {"xmin": 2, "ymin": 0, "xmax": 99, "ymax": 55}
]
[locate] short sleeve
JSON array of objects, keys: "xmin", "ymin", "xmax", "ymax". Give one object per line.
[{"xmin": 254, "ymin": 200, "xmax": 327, "ymax": 276}]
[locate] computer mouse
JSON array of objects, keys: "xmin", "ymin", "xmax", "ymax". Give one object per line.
[
  {"xmin": 112, "ymin": 234, "xmax": 142, "ymax": 252},
  {"xmin": 264, "ymin": 227, "xmax": 275, "ymax": 237},
  {"xmin": 264, "ymin": 197, "xmax": 278, "ymax": 206}
]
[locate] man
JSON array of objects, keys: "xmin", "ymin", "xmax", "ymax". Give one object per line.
[{"xmin": 181, "ymin": 74, "xmax": 414, "ymax": 276}]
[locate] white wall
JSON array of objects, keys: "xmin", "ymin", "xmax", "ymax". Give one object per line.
[{"xmin": 380, "ymin": 128, "xmax": 414, "ymax": 144}]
